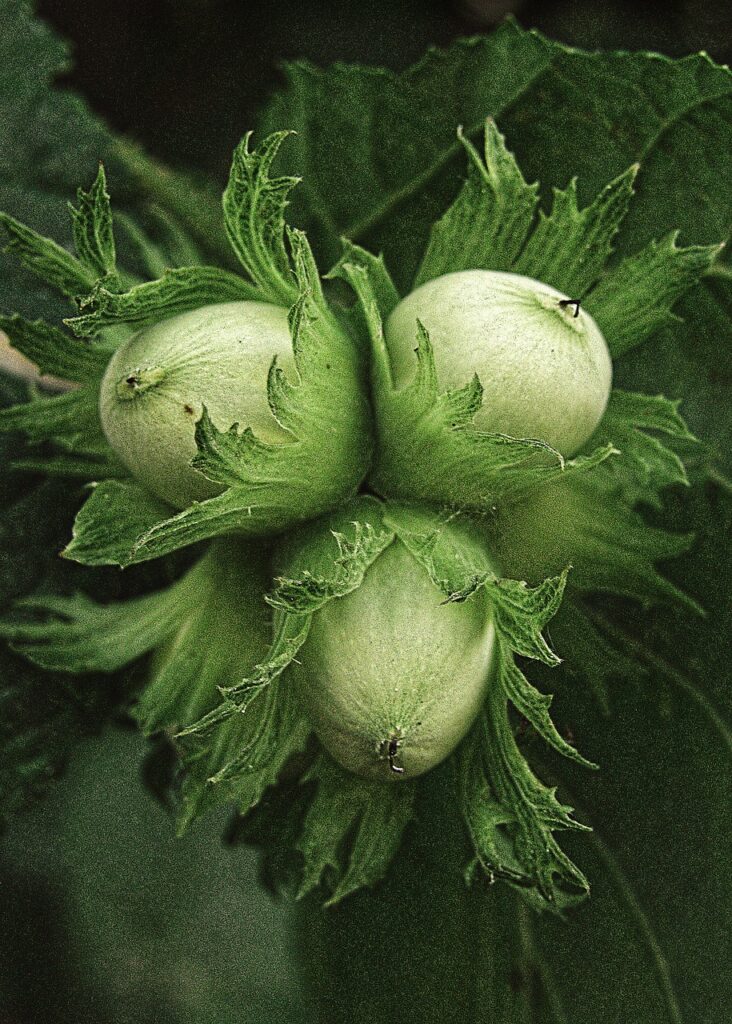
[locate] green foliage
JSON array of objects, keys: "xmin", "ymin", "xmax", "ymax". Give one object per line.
[
  {"xmin": 0, "ymin": 314, "xmax": 109, "ymax": 382},
  {"xmin": 414, "ymin": 120, "xmax": 539, "ymax": 284},
  {"xmin": 512, "ymin": 165, "xmax": 638, "ymax": 296},
  {"xmin": 0, "ymin": 0, "xmax": 229, "ymax": 327},
  {"xmin": 257, "ymin": 19, "xmax": 731, "ymax": 1023},
  {"xmin": 69, "ymin": 165, "xmax": 119, "ymax": 288},
  {"xmin": 0, "ymin": 373, "xmax": 162, "ymax": 817},
  {"xmin": 0, "ymin": 212, "xmax": 97, "ymax": 298},
  {"xmin": 296, "ymin": 754, "xmax": 417, "ymax": 905},
  {"xmin": 263, "ymin": 19, "xmax": 732, "ymax": 291},
  {"xmin": 0, "ymin": 5, "xmax": 731, "ymax": 1021}
]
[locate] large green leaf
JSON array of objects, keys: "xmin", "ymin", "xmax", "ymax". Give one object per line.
[{"xmin": 263, "ymin": 19, "xmax": 731, "ymax": 278}]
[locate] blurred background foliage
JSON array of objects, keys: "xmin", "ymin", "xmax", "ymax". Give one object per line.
[
  {"xmin": 35, "ymin": 0, "xmax": 732, "ymax": 184},
  {"xmin": 1, "ymin": 1, "xmax": 730, "ymax": 1021}
]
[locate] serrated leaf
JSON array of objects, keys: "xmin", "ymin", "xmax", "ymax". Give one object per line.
[
  {"xmin": 483, "ymin": 571, "xmax": 569, "ymax": 666},
  {"xmin": 177, "ymin": 682, "xmax": 311, "ymax": 834},
  {"xmin": 62, "ymin": 478, "xmax": 174, "ymax": 567},
  {"xmin": 487, "ymin": 471, "xmax": 698, "ymax": 611},
  {"xmin": 414, "ymin": 120, "xmax": 539, "ymax": 286},
  {"xmin": 0, "ymin": 383, "xmax": 104, "ymax": 444},
  {"xmin": 222, "ymin": 131, "xmax": 301, "ymax": 305},
  {"xmin": 461, "ymin": 668, "xmax": 590, "ymax": 912},
  {"xmin": 69, "ymin": 164, "xmax": 118, "ymax": 286},
  {"xmin": 0, "ymin": 314, "xmax": 110, "ymax": 382},
  {"xmin": 261, "ymin": 23, "xmax": 554, "ymax": 280},
  {"xmin": 177, "ymin": 609, "xmax": 311, "ymax": 742},
  {"xmin": 0, "ymin": 212, "xmax": 95, "ymax": 298},
  {"xmin": 589, "ymin": 389, "xmax": 697, "ymax": 504},
  {"xmin": 297, "ymin": 754, "xmax": 416, "ymax": 905},
  {"xmin": 263, "ymin": 21, "xmax": 732, "ymax": 292},
  {"xmin": 383, "ymin": 501, "xmax": 496, "ymax": 599},
  {"xmin": 497, "ymin": 643, "xmax": 597, "ymax": 770},
  {"xmin": 586, "ymin": 233, "xmax": 724, "ymax": 358},
  {"xmin": 66, "ymin": 264, "xmax": 258, "ymax": 337},
  {"xmin": 514, "ymin": 165, "xmax": 638, "ymax": 297},
  {"xmin": 268, "ymin": 520, "xmax": 394, "ymax": 614}
]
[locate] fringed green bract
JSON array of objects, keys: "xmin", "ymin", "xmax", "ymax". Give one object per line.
[{"xmin": 0, "ymin": 131, "xmax": 373, "ymax": 550}]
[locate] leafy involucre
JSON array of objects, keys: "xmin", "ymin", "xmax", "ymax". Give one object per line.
[
  {"xmin": 66, "ymin": 265, "xmax": 258, "ymax": 336},
  {"xmin": 414, "ymin": 120, "xmax": 539, "ymax": 286},
  {"xmin": 182, "ymin": 497, "xmax": 390, "ymax": 742},
  {"xmin": 588, "ymin": 389, "xmax": 697, "ymax": 503},
  {"xmin": 513, "ymin": 165, "xmax": 638, "ymax": 297},
  {"xmin": 222, "ymin": 131, "xmax": 301, "ymax": 305},
  {"xmin": 0, "ymin": 314, "xmax": 109, "ymax": 382},
  {"xmin": 461, "ymin": 666, "xmax": 591, "ymax": 912},
  {"xmin": 68, "ymin": 164, "xmax": 119, "ymax": 287},
  {"xmin": 62, "ymin": 479, "xmax": 174, "ymax": 566},
  {"xmin": 336, "ymin": 241, "xmax": 614, "ymax": 514},
  {"xmin": 586, "ymin": 233, "xmax": 724, "ymax": 358},
  {"xmin": 0, "ymin": 583, "xmax": 193, "ymax": 674},
  {"xmin": 297, "ymin": 754, "xmax": 416, "ymax": 905}
]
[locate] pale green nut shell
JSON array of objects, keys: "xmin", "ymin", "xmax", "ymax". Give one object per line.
[
  {"xmin": 384, "ymin": 269, "xmax": 613, "ymax": 456},
  {"xmin": 99, "ymin": 301, "xmax": 295, "ymax": 509},
  {"xmin": 292, "ymin": 539, "xmax": 496, "ymax": 781}
]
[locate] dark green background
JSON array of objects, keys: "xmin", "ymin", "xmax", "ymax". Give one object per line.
[{"xmin": 36, "ymin": 0, "xmax": 732, "ymax": 183}]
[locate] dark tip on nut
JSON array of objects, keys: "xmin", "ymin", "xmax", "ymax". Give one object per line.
[
  {"xmin": 558, "ymin": 298, "xmax": 581, "ymax": 318},
  {"xmin": 379, "ymin": 733, "xmax": 406, "ymax": 775}
]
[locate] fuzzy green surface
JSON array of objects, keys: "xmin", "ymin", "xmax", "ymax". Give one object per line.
[
  {"xmin": 99, "ymin": 301, "xmax": 294, "ymax": 508},
  {"xmin": 292, "ymin": 538, "xmax": 495, "ymax": 781},
  {"xmin": 384, "ymin": 269, "xmax": 612, "ymax": 456}
]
